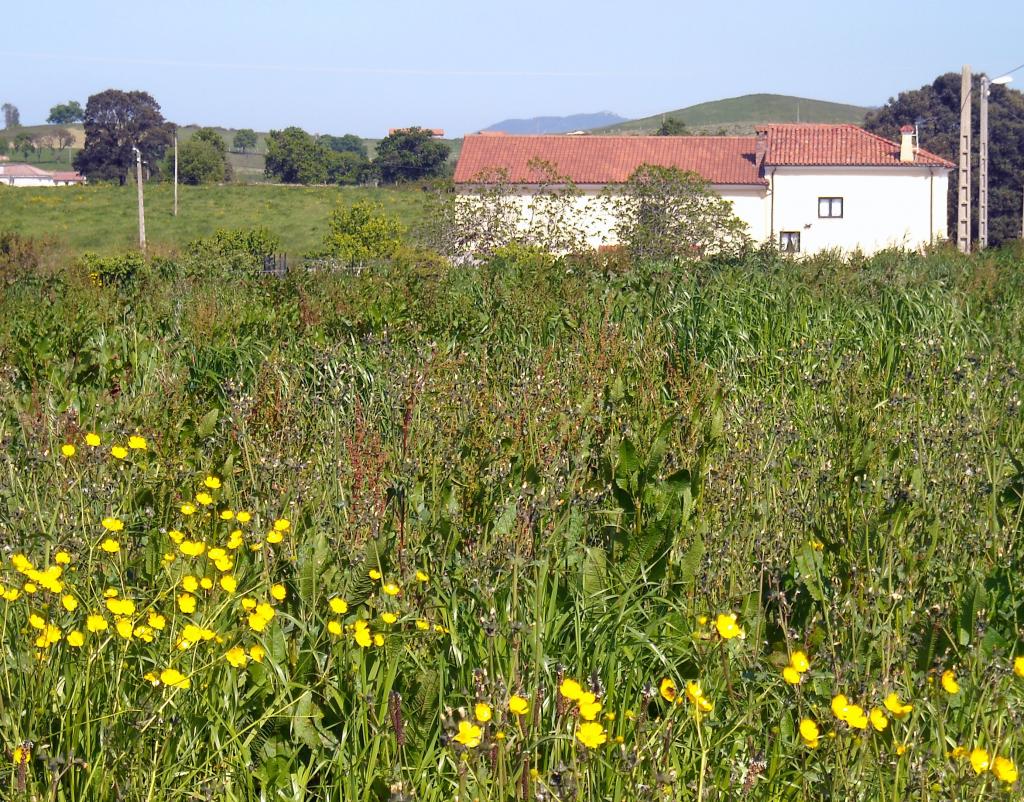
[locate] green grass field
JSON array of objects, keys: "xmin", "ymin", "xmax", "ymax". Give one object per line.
[
  {"xmin": 1, "ymin": 236, "xmax": 1023, "ymax": 800},
  {"xmin": 0, "ymin": 183, "xmax": 428, "ymax": 255}
]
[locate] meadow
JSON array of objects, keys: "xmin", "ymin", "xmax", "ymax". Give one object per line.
[{"xmin": 1, "ymin": 233, "xmax": 1023, "ymax": 801}]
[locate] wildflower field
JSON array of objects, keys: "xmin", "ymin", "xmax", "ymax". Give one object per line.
[{"xmin": 1, "ymin": 237, "xmax": 1024, "ymax": 801}]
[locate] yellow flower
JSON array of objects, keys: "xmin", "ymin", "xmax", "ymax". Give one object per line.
[
  {"xmin": 896, "ymin": 743, "xmax": 908, "ymax": 756},
  {"xmin": 782, "ymin": 666, "xmax": 802, "ymax": 685},
  {"xmin": 182, "ymin": 575, "xmax": 199, "ymax": 593},
  {"xmin": 204, "ymin": 476, "xmax": 221, "ymax": 489},
  {"xmin": 23, "ymin": 582, "xmax": 37, "ymax": 594},
  {"xmin": 128, "ymin": 435, "xmax": 147, "ymax": 450},
  {"xmin": 685, "ymin": 681, "xmax": 714, "ymax": 714},
  {"xmin": 159, "ymin": 668, "xmax": 190, "ymax": 689},
  {"xmin": 179, "ymin": 540, "xmax": 206, "ymax": 557},
  {"xmin": 100, "ymin": 538, "xmax": 120, "ymax": 553},
  {"xmin": 177, "ymin": 593, "xmax": 197, "ymax": 614},
  {"xmin": 200, "ymin": 577, "xmax": 213, "ymax": 590},
  {"xmin": 1014, "ymin": 656, "xmax": 1024, "ymax": 678},
  {"xmin": 115, "ymin": 618, "xmax": 133, "ymax": 640},
  {"xmin": 715, "ymin": 612, "xmax": 743, "ymax": 639},
  {"xmin": 106, "ymin": 598, "xmax": 135, "ymax": 616},
  {"xmin": 61, "ymin": 444, "xmax": 76, "ymax": 457},
  {"xmin": 208, "ymin": 547, "xmax": 226, "ymax": 561},
  {"xmin": 270, "ymin": 584, "xmax": 287, "ymax": 601},
  {"xmin": 576, "ymin": 722, "xmax": 607, "ymax": 749},
  {"xmin": 12, "ymin": 745, "xmax": 30, "ymax": 765},
  {"xmin": 845, "ymin": 705, "xmax": 868, "ymax": 730},
  {"xmin": 86, "ymin": 614, "xmax": 108, "ymax": 632},
  {"xmin": 86, "ymin": 433, "xmax": 101, "ymax": 447},
  {"xmin": 415, "ymin": 619, "xmax": 429, "ymax": 630},
  {"xmin": 54, "ymin": 551, "xmax": 71, "ymax": 565},
  {"xmin": 941, "ymin": 669, "xmax": 960, "ymax": 695},
  {"xmin": 219, "ymin": 509, "xmax": 234, "ymax": 520},
  {"xmin": 368, "ymin": 569, "xmax": 382, "ymax": 580},
  {"xmin": 133, "ymin": 625, "xmax": 154, "ymax": 642},
  {"xmin": 453, "ymin": 720, "xmax": 482, "ymax": 748},
  {"xmin": 416, "ymin": 570, "xmax": 429, "ymax": 582},
  {"xmin": 214, "ymin": 556, "xmax": 233, "ymax": 572},
  {"xmin": 180, "ymin": 503, "xmax": 196, "ymax": 516},
  {"xmin": 111, "ymin": 445, "xmax": 128, "ymax": 460},
  {"xmin": 225, "ymin": 646, "xmax": 248, "ymax": 668},
  {"xmin": 799, "ymin": 718, "xmax": 820, "ymax": 749},
  {"xmin": 236, "ymin": 511, "xmax": 251, "ymax": 523},
  {"xmin": 509, "ymin": 695, "xmax": 530, "ymax": 716},
  {"xmin": 327, "ymin": 620, "xmax": 343, "ymax": 636},
  {"xmin": 382, "ymin": 582, "xmax": 400, "ymax": 596},
  {"xmin": 101, "ymin": 517, "xmax": 124, "ymax": 532},
  {"xmin": 248, "ymin": 608, "xmax": 275, "ymax": 632},
  {"xmin": 249, "ymin": 644, "xmax": 266, "ymax": 662},
  {"xmin": 148, "ymin": 612, "xmax": 166, "ymax": 630},
  {"xmin": 869, "ymin": 707, "xmax": 888, "ymax": 732},
  {"xmin": 266, "ymin": 530, "xmax": 283, "ymax": 544},
  {"xmin": 475, "ymin": 702, "xmax": 493, "ymax": 723},
  {"xmin": 560, "ymin": 678, "xmax": 584, "ymax": 701},
  {"xmin": 67, "ymin": 630, "xmax": 84, "ymax": 647},
  {"xmin": 970, "ymin": 748, "xmax": 991, "ymax": 775},
  {"xmin": 660, "ymin": 678, "xmax": 677, "ymax": 702},
  {"xmin": 353, "ymin": 620, "xmax": 372, "ymax": 648},
  {"xmin": 831, "ymin": 694, "xmax": 851, "ymax": 721},
  {"xmin": 992, "ymin": 756, "xmax": 1018, "ymax": 784},
  {"xmin": 696, "ymin": 614, "xmax": 708, "ymax": 626},
  {"xmin": 790, "ymin": 651, "xmax": 810, "ymax": 673},
  {"xmin": 28, "ymin": 613, "xmax": 45, "ymax": 629},
  {"xmin": 241, "ymin": 597, "xmax": 257, "ymax": 611},
  {"xmin": 330, "ymin": 597, "xmax": 349, "ymax": 614},
  {"xmin": 219, "ymin": 575, "xmax": 237, "ymax": 593},
  {"xmin": 381, "ymin": 612, "xmax": 398, "ymax": 624},
  {"xmin": 883, "ymin": 692, "xmax": 913, "ymax": 718},
  {"xmin": 578, "ymin": 692, "xmax": 602, "ymax": 721},
  {"xmin": 226, "ymin": 530, "xmax": 244, "ymax": 549},
  {"xmin": 195, "ymin": 492, "xmax": 213, "ymax": 506},
  {"xmin": 61, "ymin": 595, "xmax": 79, "ymax": 612},
  {"xmin": 273, "ymin": 518, "xmax": 290, "ymax": 532}
]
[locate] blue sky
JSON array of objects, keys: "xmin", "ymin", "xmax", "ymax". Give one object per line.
[{"xmin": 2, "ymin": 0, "xmax": 1021, "ymax": 137}]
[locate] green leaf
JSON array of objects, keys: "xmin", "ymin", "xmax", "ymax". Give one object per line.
[
  {"xmin": 197, "ymin": 407, "xmax": 219, "ymax": 438},
  {"xmin": 678, "ymin": 532, "xmax": 704, "ymax": 589}
]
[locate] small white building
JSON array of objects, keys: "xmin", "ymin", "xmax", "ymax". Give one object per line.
[
  {"xmin": 453, "ymin": 125, "xmax": 953, "ymax": 255},
  {"xmin": 0, "ymin": 163, "xmax": 86, "ymax": 187}
]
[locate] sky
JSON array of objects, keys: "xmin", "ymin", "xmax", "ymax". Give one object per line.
[{"xmin": 2, "ymin": 0, "xmax": 1022, "ymax": 138}]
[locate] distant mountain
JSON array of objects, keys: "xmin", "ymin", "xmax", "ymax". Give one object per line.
[
  {"xmin": 483, "ymin": 112, "xmax": 627, "ymax": 134},
  {"xmin": 593, "ymin": 94, "xmax": 871, "ymax": 135}
]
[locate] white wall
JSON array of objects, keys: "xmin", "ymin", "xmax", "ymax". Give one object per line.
[
  {"xmin": 768, "ymin": 167, "xmax": 949, "ymax": 255},
  {"xmin": 2, "ymin": 176, "xmax": 57, "ymax": 187}
]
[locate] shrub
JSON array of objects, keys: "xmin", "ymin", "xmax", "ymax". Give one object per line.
[
  {"xmin": 184, "ymin": 227, "xmax": 281, "ymax": 273},
  {"xmin": 78, "ymin": 250, "xmax": 145, "ymax": 288},
  {"xmin": 307, "ymin": 201, "xmax": 403, "ymax": 268}
]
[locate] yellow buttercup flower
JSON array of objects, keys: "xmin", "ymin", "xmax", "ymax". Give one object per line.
[
  {"xmin": 941, "ymin": 669, "xmax": 960, "ymax": 695},
  {"xmin": 236, "ymin": 511, "xmax": 251, "ymax": 523},
  {"xmin": 1014, "ymin": 656, "xmax": 1024, "ymax": 678},
  {"xmin": 685, "ymin": 681, "xmax": 714, "ymax": 713},
  {"xmin": 100, "ymin": 539, "xmax": 120, "ymax": 553},
  {"xmin": 199, "ymin": 577, "xmax": 213, "ymax": 590},
  {"xmin": 60, "ymin": 444, "xmax": 76, "ymax": 457},
  {"xmin": 86, "ymin": 432, "xmax": 100, "ymax": 447},
  {"xmin": 368, "ymin": 569, "xmax": 382, "ymax": 580},
  {"xmin": 270, "ymin": 584, "xmax": 287, "ymax": 601},
  {"xmin": 353, "ymin": 620, "xmax": 372, "ymax": 648},
  {"xmin": 106, "ymin": 598, "xmax": 135, "ymax": 616},
  {"xmin": 382, "ymin": 582, "xmax": 400, "ymax": 596},
  {"xmin": 111, "ymin": 445, "xmax": 128, "ymax": 460},
  {"xmin": 180, "ymin": 503, "xmax": 196, "ymax": 516},
  {"xmin": 883, "ymin": 692, "xmax": 913, "ymax": 718},
  {"xmin": 509, "ymin": 695, "xmax": 530, "ymax": 716},
  {"xmin": 115, "ymin": 618, "xmax": 133, "ymax": 640},
  {"xmin": 12, "ymin": 745, "xmax": 30, "ymax": 765},
  {"xmin": 159, "ymin": 668, "xmax": 190, "ymax": 689},
  {"xmin": 475, "ymin": 702, "xmax": 493, "ymax": 723},
  {"xmin": 416, "ymin": 619, "xmax": 429, "ymax": 630},
  {"xmin": 416, "ymin": 570, "xmax": 429, "ymax": 582},
  {"xmin": 247, "ymin": 603, "xmax": 276, "ymax": 632},
  {"xmin": 560, "ymin": 678, "xmax": 584, "ymax": 701},
  {"xmin": 195, "ymin": 492, "xmax": 213, "ymax": 506},
  {"xmin": 659, "ymin": 678, "xmax": 677, "ymax": 702},
  {"xmin": 54, "ymin": 551, "xmax": 71, "ymax": 565},
  {"xmin": 970, "ymin": 748, "xmax": 991, "ymax": 775},
  {"xmin": 869, "ymin": 707, "xmax": 888, "ymax": 732},
  {"xmin": 128, "ymin": 435, "xmax": 146, "ymax": 450},
  {"xmin": 182, "ymin": 575, "xmax": 199, "ymax": 593},
  {"xmin": 273, "ymin": 518, "xmax": 290, "ymax": 532},
  {"xmin": 249, "ymin": 644, "xmax": 266, "ymax": 662},
  {"xmin": 329, "ymin": 597, "xmax": 348, "ymax": 614},
  {"xmin": 101, "ymin": 517, "xmax": 124, "ymax": 532},
  {"xmin": 381, "ymin": 612, "xmax": 397, "ymax": 624},
  {"xmin": 782, "ymin": 666, "xmax": 802, "ymax": 685},
  {"xmin": 179, "ymin": 540, "xmax": 206, "ymax": 557},
  {"xmin": 148, "ymin": 612, "xmax": 166, "ymax": 630},
  {"xmin": 327, "ymin": 620, "xmax": 343, "ymax": 636},
  {"xmin": 177, "ymin": 593, "xmax": 197, "ymax": 614},
  {"xmin": 219, "ymin": 509, "xmax": 234, "ymax": 520},
  {"xmin": 204, "ymin": 475, "xmax": 221, "ymax": 489},
  {"xmin": 28, "ymin": 613, "xmax": 45, "ymax": 629},
  {"xmin": 799, "ymin": 718, "xmax": 820, "ymax": 749},
  {"xmin": 453, "ymin": 720, "xmax": 482, "ymax": 748},
  {"xmin": 219, "ymin": 575, "xmax": 237, "ymax": 593},
  {"xmin": 226, "ymin": 530, "xmax": 244, "ymax": 549},
  {"xmin": 578, "ymin": 692, "xmax": 602, "ymax": 721},
  {"xmin": 225, "ymin": 646, "xmax": 248, "ymax": 668},
  {"xmin": 715, "ymin": 612, "xmax": 743, "ymax": 639},
  {"xmin": 61, "ymin": 595, "xmax": 79, "ymax": 612},
  {"xmin": 576, "ymin": 722, "xmax": 607, "ymax": 749},
  {"xmin": 266, "ymin": 530, "xmax": 283, "ymax": 544},
  {"xmin": 373, "ymin": 633, "xmax": 384, "ymax": 646},
  {"xmin": 67, "ymin": 630, "xmax": 84, "ymax": 647},
  {"xmin": 241, "ymin": 598, "xmax": 257, "ymax": 611},
  {"xmin": 86, "ymin": 614, "xmax": 108, "ymax": 632},
  {"xmin": 831, "ymin": 694, "xmax": 850, "ymax": 720},
  {"xmin": 790, "ymin": 651, "xmax": 810, "ymax": 673},
  {"xmin": 992, "ymin": 756, "xmax": 1018, "ymax": 784}
]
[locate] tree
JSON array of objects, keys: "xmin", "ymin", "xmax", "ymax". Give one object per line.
[
  {"xmin": 864, "ymin": 72, "xmax": 1024, "ymax": 246},
  {"xmin": 322, "ymin": 134, "xmax": 367, "ymax": 158},
  {"xmin": 53, "ymin": 127, "xmax": 76, "ymax": 162},
  {"xmin": 264, "ymin": 127, "xmax": 331, "ymax": 184},
  {"xmin": 328, "ymin": 151, "xmax": 371, "ymax": 185},
  {"xmin": 373, "ymin": 127, "xmax": 449, "ymax": 183},
  {"xmin": 14, "ymin": 133, "xmax": 34, "ymax": 161},
  {"xmin": 2, "ymin": 103, "xmax": 20, "ymax": 129},
  {"xmin": 607, "ymin": 164, "xmax": 750, "ymax": 263},
  {"xmin": 307, "ymin": 201, "xmax": 403, "ymax": 267},
  {"xmin": 233, "ymin": 128, "xmax": 258, "ymax": 154},
  {"xmin": 656, "ymin": 117, "xmax": 688, "ymax": 136},
  {"xmin": 47, "ymin": 101, "xmax": 84, "ymax": 125},
  {"xmin": 74, "ymin": 90, "xmax": 173, "ymax": 184},
  {"xmin": 169, "ymin": 130, "xmax": 232, "ymax": 184}
]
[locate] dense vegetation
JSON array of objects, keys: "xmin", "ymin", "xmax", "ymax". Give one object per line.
[{"xmin": 1, "ymin": 233, "xmax": 1023, "ymax": 800}]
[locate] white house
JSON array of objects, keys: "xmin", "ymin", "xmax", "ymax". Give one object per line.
[
  {"xmin": 453, "ymin": 125, "xmax": 953, "ymax": 255},
  {"xmin": 0, "ymin": 163, "xmax": 86, "ymax": 187}
]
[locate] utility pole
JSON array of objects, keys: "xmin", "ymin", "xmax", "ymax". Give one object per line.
[
  {"xmin": 133, "ymin": 146, "xmax": 146, "ymax": 252},
  {"xmin": 173, "ymin": 132, "xmax": 178, "ymax": 217},
  {"xmin": 979, "ymin": 75, "xmax": 990, "ymax": 249},
  {"xmin": 957, "ymin": 65, "xmax": 972, "ymax": 254}
]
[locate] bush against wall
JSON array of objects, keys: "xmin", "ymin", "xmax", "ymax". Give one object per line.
[{"xmin": 307, "ymin": 201, "xmax": 404, "ymax": 268}]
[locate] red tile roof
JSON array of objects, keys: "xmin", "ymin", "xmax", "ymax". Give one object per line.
[
  {"xmin": 454, "ymin": 135, "xmax": 764, "ymax": 185},
  {"xmin": 757, "ymin": 124, "xmax": 954, "ymax": 168},
  {"xmin": 51, "ymin": 171, "xmax": 85, "ymax": 182},
  {"xmin": 0, "ymin": 163, "xmax": 54, "ymax": 178},
  {"xmin": 454, "ymin": 125, "xmax": 954, "ymax": 186}
]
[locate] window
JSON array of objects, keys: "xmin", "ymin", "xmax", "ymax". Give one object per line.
[
  {"xmin": 779, "ymin": 231, "xmax": 801, "ymax": 253},
  {"xmin": 818, "ymin": 197, "xmax": 843, "ymax": 218}
]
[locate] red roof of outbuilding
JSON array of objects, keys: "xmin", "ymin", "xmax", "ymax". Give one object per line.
[
  {"xmin": 454, "ymin": 135, "xmax": 764, "ymax": 185},
  {"xmin": 51, "ymin": 171, "xmax": 85, "ymax": 182},
  {"xmin": 756, "ymin": 124, "xmax": 954, "ymax": 168},
  {"xmin": 453, "ymin": 125, "xmax": 954, "ymax": 185},
  {"xmin": 0, "ymin": 163, "xmax": 54, "ymax": 178}
]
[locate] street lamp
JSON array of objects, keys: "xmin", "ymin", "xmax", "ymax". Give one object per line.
[
  {"xmin": 979, "ymin": 73, "xmax": 1013, "ymax": 249},
  {"xmin": 132, "ymin": 146, "xmax": 146, "ymax": 252}
]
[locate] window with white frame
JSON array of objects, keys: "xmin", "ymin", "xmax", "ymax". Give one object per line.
[
  {"xmin": 779, "ymin": 231, "xmax": 801, "ymax": 253},
  {"xmin": 818, "ymin": 197, "xmax": 843, "ymax": 218}
]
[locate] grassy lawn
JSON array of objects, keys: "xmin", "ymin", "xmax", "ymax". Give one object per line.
[{"xmin": 0, "ymin": 182, "xmax": 429, "ymax": 255}]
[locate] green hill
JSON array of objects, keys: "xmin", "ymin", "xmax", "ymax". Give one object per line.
[{"xmin": 594, "ymin": 93, "xmax": 872, "ymax": 135}]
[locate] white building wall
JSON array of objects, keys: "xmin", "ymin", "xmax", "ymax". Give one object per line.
[{"xmin": 768, "ymin": 167, "xmax": 949, "ymax": 255}]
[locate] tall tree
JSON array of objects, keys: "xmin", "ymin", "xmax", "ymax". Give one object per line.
[
  {"xmin": 864, "ymin": 72, "xmax": 1024, "ymax": 246},
  {"xmin": 168, "ymin": 128, "xmax": 232, "ymax": 184},
  {"xmin": 47, "ymin": 101, "xmax": 84, "ymax": 124},
  {"xmin": 74, "ymin": 90, "xmax": 173, "ymax": 184},
  {"xmin": 232, "ymin": 128, "xmax": 258, "ymax": 154},
  {"xmin": 14, "ymin": 133, "xmax": 34, "ymax": 161},
  {"xmin": 322, "ymin": 134, "xmax": 367, "ymax": 158},
  {"xmin": 373, "ymin": 127, "xmax": 449, "ymax": 183},
  {"xmin": 656, "ymin": 117, "xmax": 688, "ymax": 136},
  {"xmin": 2, "ymin": 103, "xmax": 20, "ymax": 129},
  {"xmin": 264, "ymin": 127, "xmax": 331, "ymax": 184}
]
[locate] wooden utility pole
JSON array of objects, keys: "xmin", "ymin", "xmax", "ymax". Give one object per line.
[
  {"xmin": 979, "ymin": 76, "xmax": 990, "ymax": 249},
  {"xmin": 957, "ymin": 65, "xmax": 972, "ymax": 254},
  {"xmin": 173, "ymin": 133, "xmax": 178, "ymax": 217},
  {"xmin": 133, "ymin": 146, "xmax": 146, "ymax": 252}
]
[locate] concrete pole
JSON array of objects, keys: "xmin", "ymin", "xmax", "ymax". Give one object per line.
[
  {"xmin": 957, "ymin": 65, "xmax": 972, "ymax": 254},
  {"xmin": 173, "ymin": 133, "xmax": 178, "ymax": 217},
  {"xmin": 133, "ymin": 147, "xmax": 146, "ymax": 252},
  {"xmin": 979, "ymin": 76, "xmax": 989, "ymax": 249}
]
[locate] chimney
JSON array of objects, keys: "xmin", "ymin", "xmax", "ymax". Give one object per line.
[
  {"xmin": 899, "ymin": 124, "xmax": 915, "ymax": 162},
  {"xmin": 755, "ymin": 128, "xmax": 768, "ymax": 169}
]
